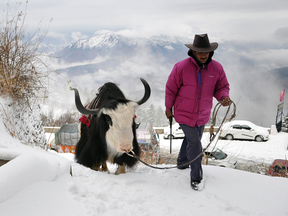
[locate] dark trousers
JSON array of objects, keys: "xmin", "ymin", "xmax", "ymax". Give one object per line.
[{"xmin": 177, "ymin": 124, "xmax": 205, "ymax": 181}]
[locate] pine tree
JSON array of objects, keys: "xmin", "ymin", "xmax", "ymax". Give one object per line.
[
  {"xmin": 135, "ymin": 106, "xmax": 146, "ymax": 124},
  {"xmin": 155, "ymin": 106, "xmax": 169, "ymax": 127},
  {"xmin": 147, "ymin": 104, "xmax": 156, "ymax": 125}
]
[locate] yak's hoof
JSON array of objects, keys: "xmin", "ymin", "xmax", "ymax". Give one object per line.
[
  {"xmin": 100, "ymin": 162, "xmax": 109, "ymax": 172},
  {"xmin": 92, "ymin": 162, "xmax": 109, "ymax": 172},
  {"xmin": 115, "ymin": 164, "xmax": 126, "ymax": 175}
]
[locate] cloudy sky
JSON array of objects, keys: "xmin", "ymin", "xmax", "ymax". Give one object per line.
[
  {"xmin": 2, "ymin": 0, "xmax": 288, "ymax": 45},
  {"xmin": 1, "ymin": 0, "xmax": 288, "ymax": 126}
]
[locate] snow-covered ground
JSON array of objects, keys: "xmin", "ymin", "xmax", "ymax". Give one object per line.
[
  {"xmin": 164, "ymin": 130, "xmax": 288, "ymax": 165},
  {"xmin": 1, "ymin": 117, "xmax": 288, "ymax": 216}
]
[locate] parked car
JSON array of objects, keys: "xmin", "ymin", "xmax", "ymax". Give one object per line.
[
  {"xmin": 163, "ymin": 123, "xmax": 185, "ymax": 139},
  {"xmin": 267, "ymin": 159, "xmax": 288, "ymax": 177},
  {"xmin": 219, "ymin": 120, "xmax": 269, "ymax": 142},
  {"xmin": 203, "ymin": 148, "xmax": 238, "ymax": 169}
]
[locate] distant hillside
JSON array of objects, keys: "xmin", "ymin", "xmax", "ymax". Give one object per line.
[
  {"xmin": 52, "ymin": 32, "xmax": 191, "ymax": 109},
  {"xmin": 48, "ymin": 32, "xmax": 288, "ymax": 127},
  {"xmin": 269, "ymin": 67, "xmax": 288, "ymax": 87},
  {"xmin": 56, "ymin": 32, "xmax": 188, "ymax": 65}
]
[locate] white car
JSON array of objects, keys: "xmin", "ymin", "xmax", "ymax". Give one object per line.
[
  {"xmin": 163, "ymin": 123, "xmax": 185, "ymax": 139},
  {"xmin": 203, "ymin": 148, "xmax": 238, "ymax": 169},
  {"xmin": 219, "ymin": 120, "xmax": 269, "ymax": 142}
]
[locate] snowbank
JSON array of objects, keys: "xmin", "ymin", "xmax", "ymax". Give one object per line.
[
  {"xmin": 0, "ymin": 151, "xmax": 71, "ymax": 202},
  {"xmin": 0, "ymin": 117, "xmax": 71, "ymax": 203},
  {"xmin": 1, "ymin": 115, "xmax": 288, "ymax": 215}
]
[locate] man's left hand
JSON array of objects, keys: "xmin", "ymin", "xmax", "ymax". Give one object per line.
[{"xmin": 221, "ymin": 97, "xmax": 230, "ymax": 106}]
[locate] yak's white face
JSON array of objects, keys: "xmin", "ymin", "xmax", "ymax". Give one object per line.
[{"xmin": 102, "ymin": 102, "xmax": 138, "ymax": 155}]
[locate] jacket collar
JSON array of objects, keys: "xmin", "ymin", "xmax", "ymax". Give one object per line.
[{"xmin": 188, "ymin": 50, "xmax": 214, "ymax": 69}]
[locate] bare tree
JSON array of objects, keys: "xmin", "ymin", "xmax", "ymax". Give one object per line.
[
  {"xmin": 0, "ymin": 1, "xmax": 52, "ymax": 147},
  {"xmin": 55, "ymin": 109, "xmax": 79, "ymax": 126},
  {"xmin": 0, "ymin": 1, "xmax": 52, "ymax": 107}
]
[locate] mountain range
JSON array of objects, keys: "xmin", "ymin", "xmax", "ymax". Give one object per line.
[
  {"xmin": 56, "ymin": 32, "xmax": 188, "ymax": 64},
  {"xmin": 48, "ymin": 32, "xmax": 288, "ymax": 127}
]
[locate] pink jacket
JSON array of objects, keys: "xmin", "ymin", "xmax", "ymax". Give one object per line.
[{"xmin": 165, "ymin": 57, "xmax": 230, "ymax": 127}]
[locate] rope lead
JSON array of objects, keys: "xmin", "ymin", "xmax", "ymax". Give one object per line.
[{"xmin": 126, "ymin": 99, "xmax": 237, "ymax": 170}]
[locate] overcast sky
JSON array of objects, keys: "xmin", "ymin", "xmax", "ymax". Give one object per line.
[
  {"xmin": 2, "ymin": 0, "xmax": 288, "ymax": 45},
  {"xmin": 2, "ymin": 0, "xmax": 288, "ymax": 126}
]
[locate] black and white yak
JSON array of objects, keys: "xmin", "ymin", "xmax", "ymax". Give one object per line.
[{"xmin": 71, "ymin": 78, "xmax": 151, "ymax": 175}]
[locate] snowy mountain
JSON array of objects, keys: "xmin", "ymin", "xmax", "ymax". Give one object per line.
[
  {"xmin": 48, "ymin": 32, "xmax": 288, "ymax": 127},
  {"xmin": 49, "ymin": 32, "xmax": 190, "ymax": 113},
  {"xmin": 56, "ymin": 32, "xmax": 188, "ymax": 64}
]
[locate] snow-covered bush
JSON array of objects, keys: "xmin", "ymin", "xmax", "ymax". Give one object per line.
[
  {"xmin": 0, "ymin": 4, "xmax": 50, "ymax": 104},
  {"xmin": 0, "ymin": 2, "xmax": 51, "ymax": 148},
  {"xmin": 0, "ymin": 97, "xmax": 46, "ymax": 147}
]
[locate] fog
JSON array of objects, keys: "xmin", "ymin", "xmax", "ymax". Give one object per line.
[
  {"xmin": 2, "ymin": 0, "xmax": 288, "ymax": 44},
  {"xmin": 3, "ymin": 0, "xmax": 287, "ymax": 127},
  {"xmin": 42, "ymin": 36, "xmax": 288, "ymax": 128}
]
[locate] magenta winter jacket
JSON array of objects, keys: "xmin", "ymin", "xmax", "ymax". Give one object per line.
[{"xmin": 165, "ymin": 57, "xmax": 230, "ymax": 127}]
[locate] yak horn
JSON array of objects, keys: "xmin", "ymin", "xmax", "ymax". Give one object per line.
[
  {"xmin": 71, "ymin": 78, "xmax": 151, "ymax": 115},
  {"xmin": 136, "ymin": 78, "xmax": 151, "ymax": 105},
  {"xmin": 71, "ymin": 88, "xmax": 99, "ymax": 115}
]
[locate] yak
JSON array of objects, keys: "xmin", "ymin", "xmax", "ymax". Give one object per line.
[{"xmin": 71, "ymin": 78, "xmax": 150, "ymax": 175}]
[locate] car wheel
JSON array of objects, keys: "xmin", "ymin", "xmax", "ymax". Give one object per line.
[
  {"xmin": 255, "ymin": 135, "xmax": 263, "ymax": 142},
  {"xmin": 225, "ymin": 134, "xmax": 234, "ymax": 140},
  {"xmin": 167, "ymin": 134, "xmax": 174, "ymax": 139}
]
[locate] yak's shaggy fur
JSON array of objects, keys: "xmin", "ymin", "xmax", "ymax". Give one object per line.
[{"xmin": 75, "ymin": 82, "xmax": 141, "ymax": 174}]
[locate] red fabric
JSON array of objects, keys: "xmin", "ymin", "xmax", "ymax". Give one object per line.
[
  {"xmin": 79, "ymin": 115, "xmax": 90, "ymax": 127},
  {"xmin": 280, "ymin": 89, "xmax": 285, "ymax": 102}
]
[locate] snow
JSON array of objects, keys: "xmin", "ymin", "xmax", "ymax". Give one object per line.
[
  {"xmin": 1, "ymin": 116, "xmax": 288, "ymax": 216},
  {"xmin": 71, "ymin": 33, "xmax": 123, "ymax": 49},
  {"xmin": 68, "ymin": 32, "xmax": 184, "ymax": 52}
]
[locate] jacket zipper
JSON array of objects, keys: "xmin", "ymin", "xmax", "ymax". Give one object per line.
[{"xmin": 196, "ymin": 66, "xmax": 204, "ymax": 126}]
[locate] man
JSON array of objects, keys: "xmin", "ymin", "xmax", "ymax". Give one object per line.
[{"xmin": 165, "ymin": 34, "xmax": 230, "ymax": 190}]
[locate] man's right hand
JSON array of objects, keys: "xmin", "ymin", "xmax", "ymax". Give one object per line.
[{"xmin": 165, "ymin": 111, "xmax": 174, "ymax": 122}]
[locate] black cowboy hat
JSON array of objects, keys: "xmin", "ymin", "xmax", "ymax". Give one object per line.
[{"xmin": 185, "ymin": 34, "xmax": 218, "ymax": 52}]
